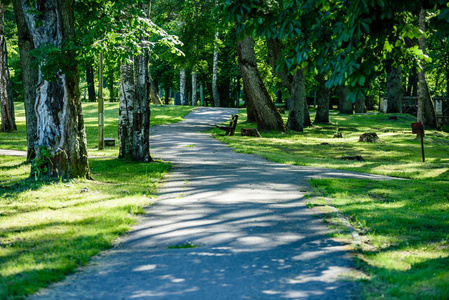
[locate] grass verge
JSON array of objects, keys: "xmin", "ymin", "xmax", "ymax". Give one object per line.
[
  {"xmin": 0, "ymin": 103, "xmax": 193, "ymax": 299},
  {"xmin": 212, "ymin": 109, "xmax": 449, "ymax": 299}
]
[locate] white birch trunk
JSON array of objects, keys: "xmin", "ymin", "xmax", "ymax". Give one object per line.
[
  {"xmin": 212, "ymin": 31, "xmax": 220, "ymax": 107},
  {"xmin": 119, "ymin": 61, "xmax": 134, "ymax": 159},
  {"xmin": 180, "ymin": 68, "xmax": 187, "ymax": 105},
  {"xmin": 192, "ymin": 68, "xmax": 198, "ymax": 106}
]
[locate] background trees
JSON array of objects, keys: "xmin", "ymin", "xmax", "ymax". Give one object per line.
[{"xmin": 3, "ymin": 0, "xmax": 449, "ymax": 179}]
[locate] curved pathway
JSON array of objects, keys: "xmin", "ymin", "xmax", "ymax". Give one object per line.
[{"xmin": 29, "ymin": 108, "xmax": 395, "ymax": 299}]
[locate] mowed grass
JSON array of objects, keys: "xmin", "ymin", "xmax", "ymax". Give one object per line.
[
  {"xmin": 0, "ymin": 103, "xmax": 193, "ymax": 299},
  {"xmin": 213, "ymin": 109, "xmax": 449, "ymax": 299},
  {"xmin": 0, "ymin": 102, "xmax": 195, "ymax": 156}
]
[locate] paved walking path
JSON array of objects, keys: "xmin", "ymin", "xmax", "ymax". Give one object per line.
[{"xmin": 28, "ymin": 108, "xmax": 395, "ymax": 299}]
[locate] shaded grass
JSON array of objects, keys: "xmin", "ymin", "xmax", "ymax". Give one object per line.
[
  {"xmin": 0, "ymin": 102, "xmax": 195, "ymax": 156},
  {"xmin": 309, "ymin": 178, "xmax": 449, "ymax": 299},
  {"xmin": 212, "ymin": 110, "xmax": 449, "ymax": 180},
  {"xmin": 0, "ymin": 103, "xmax": 193, "ymax": 298},
  {"xmin": 0, "ymin": 156, "xmax": 171, "ymax": 299},
  {"xmin": 213, "ymin": 109, "xmax": 449, "ymax": 299}
]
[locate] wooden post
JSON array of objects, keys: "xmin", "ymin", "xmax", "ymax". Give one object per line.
[{"xmin": 98, "ymin": 52, "xmax": 104, "ymax": 150}]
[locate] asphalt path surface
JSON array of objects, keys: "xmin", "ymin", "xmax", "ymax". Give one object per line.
[{"xmin": 29, "ymin": 108, "xmax": 395, "ymax": 299}]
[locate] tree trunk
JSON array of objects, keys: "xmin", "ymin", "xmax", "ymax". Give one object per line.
[
  {"xmin": 338, "ymin": 86, "xmax": 353, "ymax": 114},
  {"xmin": 119, "ymin": 61, "xmax": 135, "ymax": 159},
  {"xmin": 164, "ymin": 87, "xmax": 170, "ymax": 105},
  {"xmin": 192, "ymin": 68, "xmax": 198, "ymax": 106},
  {"xmin": 267, "ymin": 38, "xmax": 311, "ymax": 128},
  {"xmin": 12, "ymin": 0, "xmax": 38, "ymax": 160},
  {"xmin": 148, "ymin": 73, "xmax": 162, "ymax": 105},
  {"xmin": 0, "ymin": 3, "xmax": 16, "ymax": 132},
  {"xmin": 287, "ymin": 68, "xmax": 305, "ymax": 132},
  {"xmin": 86, "ymin": 62, "xmax": 96, "ymax": 102},
  {"xmin": 386, "ymin": 66, "xmax": 402, "ymax": 113},
  {"xmin": 180, "ymin": 68, "xmax": 187, "ymax": 105},
  {"xmin": 20, "ymin": 0, "xmax": 90, "ymax": 179},
  {"xmin": 417, "ymin": 8, "xmax": 439, "ymax": 128},
  {"xmin": 355, "ymin": 95, "xmax": 366, "ymax": 113},
  {"xmin": 134, "ymin": 53, "xmax": 152, "ymax": 162},
  {"xmin": 237, "ymin": 34, "xmax": 284, "ymax": 131},
  {"xmin": 212, "ymin": 32, "xmax": 220, "ymax": 107},
  {"xmin": 314, "ymin": 74, "xmax": 330, "ymax": 123}
]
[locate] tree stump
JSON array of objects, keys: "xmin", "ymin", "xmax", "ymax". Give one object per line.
[
  {"xmin": 241, "ymin": 128, "xmax": 262, "ymax": 137},
  {"xmin": 359, "ymin": 132, "xmax": 379, "ymax": 142},
  {"xmin": 333, "ymin": 132, "xmax": 343, "ymax": 138}
]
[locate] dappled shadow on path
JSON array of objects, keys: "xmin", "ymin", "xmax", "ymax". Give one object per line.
[{"xmin": 30, "ymin": 108, "xmax": 397, "ymax": 299}]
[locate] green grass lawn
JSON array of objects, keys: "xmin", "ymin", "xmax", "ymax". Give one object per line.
[
  {"xmin": 0, "ymin": 102, "xmax": 193, "ymax": 299},
  {"xmin": 213, "ymin": 109, "xmax": 449, "ymax": 299}
]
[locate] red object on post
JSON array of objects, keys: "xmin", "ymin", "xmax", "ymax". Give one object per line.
[{"xmin": 411, "ymin": 122, "xmax": 424, "ymax": 135}]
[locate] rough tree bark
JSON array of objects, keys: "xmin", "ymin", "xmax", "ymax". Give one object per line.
[
  {"xmin": 337, "ymin": 86, "xmax": 353, "ymax": 114},
  {"xmin": 417, "ymin": 8, "xmax": 438, "ymax": 128},
  {"xmin": 118, "ymin": 61, "xmax": 134, "ymax": 159},
  {"xmin": 12, "ymin": 0, "xmax": 38, "ymax": 160},
  {"xmin": 314, "ymin": 74, "xmax": 330, "ymax": 123},
  {"xmin": 238, "ymin": 34, "xmax": 285, "ymax": 131},
  {"xmin": 212, "ymin": 32, "xmax": 220, "ymax": 107},
  {"xmin": 266, "ymin": 38, "xmax": 311, "ymax": 128},
  {"xmin": 287, "ymin": 68, "xmax": 305, "ymax": 132},
  {"xmin": 20, "ymin": 0, "xmax": 90, "ymax": 178},
  {"xmin": 386, "ymin": 65, "xmax": 402, "ymax": 113},
  {"xmin": 0, "ymin": 3, "xmax": 16, "ymax": 132},
  {"xmin": 192, "ymin": 68, "xmax": 198, "ymax": 106}
]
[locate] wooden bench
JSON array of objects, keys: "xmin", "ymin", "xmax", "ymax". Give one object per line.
[{"xmin": 216, "ymin": 114, "xmax": 238, "ymax": 136}]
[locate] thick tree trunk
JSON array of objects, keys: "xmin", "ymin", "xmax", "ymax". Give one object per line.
[
  {"xmin": 386, "ymin": 66, "xmax": 402, "ymax": 113},
  {"xmin": 287, "ymin": 69, "xmax": 305, "ymax": 132},
  {"xmin": 417, "ymin": 8, "xmax": 439, "ymax": 128},
  {"xmin": 212, "ymin": 32, "xmax": 220, "ymax": 107},
  {"xmin": 180, "ymin": 68, "xmax": 187, "ymax": 105},
  {"xmin": 12, "ymin": 0, "xmax": 38, "ymax": 160},
  {"xmin": 192, "ymin": 68, "xmax": 198, "ymax": 106},
  {"xmin": 237, "ymin": 35, "xmax": 284, "ymax": 131},
  {"xmin": 119, "ymin": 61, "xmax": 134, "ymax": 159},
  {"xmin": 0, "ymin": 4, "xmax": 16, "ymax": 132},
  {"xmin": 20, "ymin": 0, "xmax": 90, "ymax": 178},
  {"xmin": 134, "ymin": 53, "xmax": 152, "ymax": 162},
  {"xmin": 267, "ymin": 38, "xmax": 311, "ymax": 128},
  {"xmin": 314, "ymin": 74, "xmax": 330, "ymax": 123},
  {"xmin": 337, "ymin": 86, "xmax": 353, "ymax": 114},
  {"xmin": 86, "ymin": 62, "xmax": 96, "ymax": 102}
]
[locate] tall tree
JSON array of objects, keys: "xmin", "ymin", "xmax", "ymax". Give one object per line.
[
  {"xmin": 417, "ymin": 8, "xmax": 438, "ymax": 128},
  {"xmin": 12, "ymin": 0, "xmax": 38, "ymax": 160},
  {"xmin": 118, "ymin": 60, "xmax": 134, "ymax": 159},
  {"xmin": 212, "ymin": 31, "xmax": 220, "ymax": 107},
  {"xmin": 237, "ymin": 34, "xmax": 285, "ymax": 131},
  {"xmin": 133, "ymin": 1, "xmax": 153, "ymax": 162},
  {"xmin": 0, "ymin": 3, "xmax": 16, "ymax": 132},
  {"xmin": 386, "ymin": 65, "xmax": 403, "ymax": 113},
  {"xmin": 18, "ymin": 0, "xmax": 90, "ymax": 178},
  {"xmin": 314, "ymin": 74, "xmax": 330, "ymax": 123}
]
